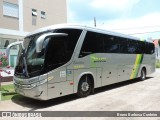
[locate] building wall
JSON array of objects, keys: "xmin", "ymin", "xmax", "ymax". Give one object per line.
[
  {"xmin": 23, "ymin": 0, "xmax": 67, "ymax": 32},
  {"xmin": 0, "ymin": 0, "xmax": 19, "ymax": 30},
  {"xmin": 153, "ymin": 39, "xmax": 160, "ymax": 60},
  {"xmin": 0, "ymin": 0, "xmax": 67, "ymax": 67}
]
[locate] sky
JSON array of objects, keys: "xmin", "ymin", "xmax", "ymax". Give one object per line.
[{"xmin": 67, "ymin": 0, "xmax": 160, "ymax": 40}]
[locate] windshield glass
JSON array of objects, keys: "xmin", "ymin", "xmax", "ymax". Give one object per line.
[
  {"xmin": 15, "ymin": 29, "xmax": 82, "ymax": 78},
  {"xmin": 15, "ymin": 33, "xmax": 48, "ymax": 78},
  {"xmin": 25, "ymin": 35, "xmax": 48, "ymax": 77}
]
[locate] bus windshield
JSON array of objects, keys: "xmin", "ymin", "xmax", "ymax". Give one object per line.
[
  {"xmin": 26, "ymin": 35, "xmax": 47, "ymax": 77},
  {"xmin": 15, "ymin": 33, "xmax": 48, "ymax": 78},
  {"xmin": 15, "ymin": 29, "xmax": 82, "ymax": 78}
]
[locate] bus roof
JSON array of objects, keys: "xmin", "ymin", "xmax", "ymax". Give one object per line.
[{"xmin": 25, "ymin": 24, "xmax": 140, "ymax": 40}]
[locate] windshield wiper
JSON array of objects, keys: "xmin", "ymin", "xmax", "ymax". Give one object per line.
[{"xmin": 22, "ymin": 50, "xmax": 29, "ymax": 77}]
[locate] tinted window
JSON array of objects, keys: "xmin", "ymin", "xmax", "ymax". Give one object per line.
[
  {"xmin": 46, "ymin": 29, "xmax": 82, "ymax": 71},
  {"xmin": 79, "ymin": 31, "xmax": 104, "ymax": 57},
  {"xmin": 135, "ymin": 41, "xmax": 145, "ymax": 54},
  {"xmin": 119, "ymin": 39, "xmax": 145, "ymax": 54},
  {"xmin": 80, "ymin": 31, "xmax": 154, "ymax": 56},
  {"xmin": 119, "ymin": 38, "xmax": 129, "ymax": 53},
  {"xmin": 55, "ymin": 29, "xmax": 82, "ymax": 54},
  {"xmin": 145, "ymin": 42, "xmax": 155, "ymax": 54},
  {"xmin": 128, "ymin": 40, "xmax": 138, "ymax": 54},
  {"xmin": 103, "ymin": 36, "xmax": 119, "ymax": 53}
]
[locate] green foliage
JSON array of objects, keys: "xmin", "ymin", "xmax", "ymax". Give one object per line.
[
  {"xmin": 0, "ymin": 52, "xmax": 9, "ymax": 68},
  {"xmin": 0, "ymin": 84, "xmax": 17, "ymax": 101},
  {"xmin": 1, "ymin": 84, "xmax": 14, "ymax": 90},
  {"xmin": 156, "ymin": 61, "xmax": 160, "ymax": 68}
]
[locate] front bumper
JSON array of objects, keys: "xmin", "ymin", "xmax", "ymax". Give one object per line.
[{"xmin": 14, "ymin": 82, "xmax": 48, "ymax": 100}]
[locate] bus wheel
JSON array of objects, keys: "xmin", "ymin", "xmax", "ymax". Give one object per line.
[
  {"xmin": 77, "ymin": 76, "xmax": 92, "ymax": 97},
  {"xmin": 140, "ymin": 68, "xmax": 146, "ymax": 80}
]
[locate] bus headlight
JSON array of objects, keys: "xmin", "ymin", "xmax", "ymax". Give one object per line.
[
  {"xmin": 39, "ymin": 79, "xmax": 47, "ymax": 85},
  {"xmin": 31, "ymin": 79, "xmax": 47, "ymax": 88},
  {"xmin": 31, "ymin": 83, "xmax": 37, "ymax": 88}
]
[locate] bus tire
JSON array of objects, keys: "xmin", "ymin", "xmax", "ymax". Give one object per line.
[
  {"xmin": 140, "ymin": 68, "xmax": 146, "ymax": 80},
  {"xmin": 77, "ymin": 76, "xmax": 92, "ymax": 97}
]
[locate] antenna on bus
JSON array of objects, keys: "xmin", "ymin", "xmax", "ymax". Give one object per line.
[{"xmin": 94, "ymin": 17, "xmax": 96, "ymax": 27}]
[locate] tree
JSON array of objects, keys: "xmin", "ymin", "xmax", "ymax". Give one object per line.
[{"xmin": 0, "ymin": 52, "xmax": 10, "ymax": 89}]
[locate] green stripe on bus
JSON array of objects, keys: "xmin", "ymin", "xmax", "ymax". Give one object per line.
[
  {"xmin": 130, "ymin": 54, "xmax": 143, "ymax": 79},
  {"xmin": 130, "ymin": 39, "xmax": 145, "ymax": 79}
]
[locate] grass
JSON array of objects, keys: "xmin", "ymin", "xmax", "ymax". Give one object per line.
[
  {"xmin": 156, "ymin": 61, "xmax": 160, "ymax": 68},
  {"xmin": 0, "ymin": 84, "xmax": 17, "ymax": 101}
]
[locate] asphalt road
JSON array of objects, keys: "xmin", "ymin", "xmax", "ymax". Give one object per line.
[{"xmin": 1, "ymin": 69, "xmax": 160, "ymax": 120}]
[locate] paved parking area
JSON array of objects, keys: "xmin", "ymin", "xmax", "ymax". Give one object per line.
[{"xmin": 0, "ymin": 69, "xmax": 160, "ymax": 120}]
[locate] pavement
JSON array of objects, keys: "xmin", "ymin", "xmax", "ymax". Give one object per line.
[
  {"xmin": 0, "ymin": 69, "xmax": 160, "ymax": 120},
  {"xmin": 0, "ymin": 67, "xmax": 14, "ymax": 83}
]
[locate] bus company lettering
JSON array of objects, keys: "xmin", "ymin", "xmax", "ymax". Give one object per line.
[{"xmin": 91, "ymin": 56, "xmax": 107, "ymax": 63}]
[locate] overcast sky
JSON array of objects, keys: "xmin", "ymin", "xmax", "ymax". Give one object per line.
[{"xmin": 67, "ymin": 0, "xmax": 160, "ymax": 40}]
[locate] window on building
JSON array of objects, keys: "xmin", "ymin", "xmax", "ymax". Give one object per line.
[
  {"xmin": 0, "ymin": 38, "xmax": 17, "ymax": 49},
  {"xmin": 3, "ymin": 2, "xmax": 19, "ymax": 18},
  {"xmin": 32, "ymin": 9, "xmax": 37, "ymax": 25},
  {"xmin": 32, "ymin": 9, "xmax": 37, "ymax": 16},
  {"xmin": 41, "ymin": 11, "xmax": 46, "ymax": 19}
]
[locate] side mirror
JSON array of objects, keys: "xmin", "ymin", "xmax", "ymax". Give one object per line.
[
  {"xmin": 36, "ymin": 33, "xmax": 68, "ymax": 53},
  {"xmin": 6, "ymin": 41, "xmax": 23, "ymax": 57}
]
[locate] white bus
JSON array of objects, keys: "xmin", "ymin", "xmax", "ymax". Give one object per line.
[{"xmin": 7, "ymin": 24, "xmax": 155, "ymax": 100}]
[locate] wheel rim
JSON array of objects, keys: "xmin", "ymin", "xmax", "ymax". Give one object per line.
[
  {"xmin": 141, "ymin": 70, "xmax": 145, "ymax": 79},
  {"xmin": 81, "ymin": 82, "xmax": 89, "ymax": 92}
]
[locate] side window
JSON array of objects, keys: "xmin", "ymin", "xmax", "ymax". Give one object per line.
[
  {"xmin": 150, "ymin": 43, "xmax": 155, "ymax": 54},
  {"xmin": 104, "ymin": 36, "xmax": 119, "ymax": 53},
  {"xmin": 46, "ymin": 36, "xmax": 67, "ymax": 66},
  {"xmin": 46, "ymin": 29, "xmax": 82, "ymax": 70},
  {"xmin": 79, "ymin": 31, "xmax": 104, "ymax": 57},
  {"xmin": 128, "ymin": 40, "xmax": 137, "ymax": 54},
  {"xmin": 145, "ymin": 42, "xmax": 155, "ymax": 54},
  {"xmin": 119, "ymin": 38, "xmax": 129, "ymax": 54},
  {"xmin": 136, "ymin": 41, "xmax": 145, "ymax": 54},
  {"xmin": 55, "ymin": 29, "xmax": 82, "ymax": 56},
  {"xmin": 119, "ymin": 39, "xmax": 144, "ymax": 54}
]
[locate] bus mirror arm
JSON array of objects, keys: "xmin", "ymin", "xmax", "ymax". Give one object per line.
[
  {"xmin": 36, "ymin": 33, "xmax": 68, "ymax": 53},
  {"xmin": 6, "ymin": 41, "xmax": 23, "ymax": 58}
]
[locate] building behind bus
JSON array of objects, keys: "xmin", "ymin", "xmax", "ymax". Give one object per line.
[{"xmin": 0, "ymin": 0, "xmax": 67, "ymax": 67}]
